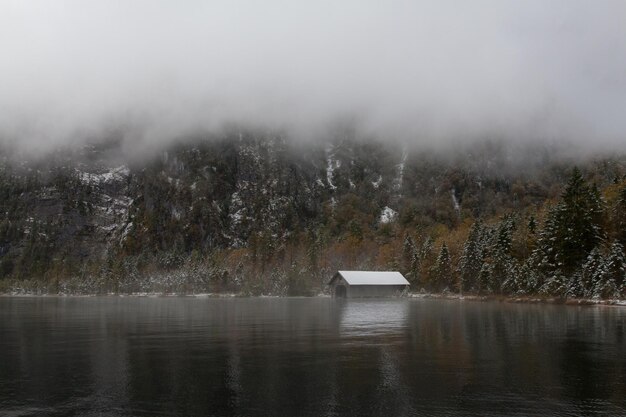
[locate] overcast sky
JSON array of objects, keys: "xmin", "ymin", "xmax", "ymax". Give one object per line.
[{"xmin": 1, "ymin": 0, "xmax": 625, "ymax": 153}]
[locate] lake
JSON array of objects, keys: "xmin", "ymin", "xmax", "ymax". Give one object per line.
[{"xmin": 1, "ymin": 297, "xmax": 625, "ymax": 416}]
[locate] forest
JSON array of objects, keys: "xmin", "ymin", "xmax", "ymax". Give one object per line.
[{"xmin": 0, "ymin": 135, "xmax": 624, "ymax": 299}]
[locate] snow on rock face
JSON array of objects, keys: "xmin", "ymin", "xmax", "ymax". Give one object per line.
[
  {"xmin": 120, "ymin": 222, "xmax": 134, "ymax": 244},
  {"xmin": 372, "ymin": 175, "xmax": 383, "ymax": 189},
  {"xmin": 326, "ymin": 145, "xmax": 338, "ymax": 190},
  {"xmin": 393, "ymin": 148, "xmax": 408, "ymax": 193},
  {"xmin": 78, "ymin": 165, "xmax": 130, "ymax": 186},
  {"xmin": 229, "ymin": 190, "xmax": 246, "ymax": 227},
  {"xmin": 451, "ymin": 187, "xmax": 461, "ymax": 215},
  {"xmin": 379, "ymin": 206, "xmax": 397, "ymax": 224}
]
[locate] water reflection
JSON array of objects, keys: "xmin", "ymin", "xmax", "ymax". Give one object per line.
[
  {"xmin": 338, "ymin": 299, "xmax": 408, "ymax": 337},
  {"xmin": 0, "ymin": 297, "xmax": 625, "ymax": 416}
]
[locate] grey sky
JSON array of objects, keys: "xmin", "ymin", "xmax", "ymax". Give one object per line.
[{"xmin": 1, "ymin": 0, "xmax": 625, "ymax": 153}]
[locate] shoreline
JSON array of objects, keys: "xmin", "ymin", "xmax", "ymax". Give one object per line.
[
  {"xmin": 408, "ymin": 293, "xmax": 626, "ymax": 307},
  {"xmin": 1, "ymin": 291, "xmax": 624, "ymax": 306}
]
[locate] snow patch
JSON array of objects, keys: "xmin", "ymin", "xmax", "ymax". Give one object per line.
[
  {"xmin": 78, "ymin": 165, "xmax": 129, "ymax": 186},
  {"xmin": 100, "ymin": 224, "xmax": 117, "ymax": 233},
  {"xmin": 326, "ymin": 146, "xmax": 337, "ymax": 190},
  {"xmin": 372, "ymin": 175, "xmax": 383, "ymax": 189},
  {"xmin": 451, "ymin": 187, "xmax": 461, "ymax": 215},
  {"xmin": 380, "ymin": 206, "xmax": 397, "ymax": 224},
  {"xmin": 120, "ymin": 222, "xmax": 133, "ymax": 244},
  {"xmin": 230, "ymin": 209, "xmax": 244, "ymax": 225},
  {"xmin": 393, "ymin": 149, "xmax": 408, "ymax": 192}
]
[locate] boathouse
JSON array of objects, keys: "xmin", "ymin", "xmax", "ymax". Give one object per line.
[{"xmin": 328, "ymin": 271, "xmax": 410, "ymax": 298}]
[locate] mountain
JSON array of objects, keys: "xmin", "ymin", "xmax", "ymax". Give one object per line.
[{"xmin": 1, "ymin": 133, "xmax": 625, "ymax": 297}]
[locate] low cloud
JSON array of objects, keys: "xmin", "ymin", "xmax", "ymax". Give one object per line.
[{"xmin": 1, "ymin": 0, "xmax": 625, "ymax": 154}]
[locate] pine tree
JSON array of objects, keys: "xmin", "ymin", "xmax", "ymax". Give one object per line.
[
  {"xmin": 533, "ymin": 168, "xmax": 605, "ymax": 277},
  {"xmin": 614, "ymin": 185, "xmax": 626, "ymax": 247},
  {"xmin": 532, "ymin": 205, "xmax": 559, "ymax": 277},
  {"xmin": 565, "ymin": 270, "xmax": 584, "ymax": 298},
  {"xmin": 409, "ymin": 249, "xmax": 421, "ymax": 284},
  {"xmin": 528, "ymin": 215, "xmax": 537, "ymax": 234},
  {"xmin": 459, "ymin": 221, "xmax": 484, "ymax": 293},
  {"xmin": 402, "ymin": 234, "xmax": 416, "ymax": 274},
  {"xmin": 478, "ymin": 262, "xmax": 493, "ymax": 294},
  {"xmin": 490, "ymin": 217, "xmax": 516, "ymax": 294},
  {"xmin": 432, "ymin": 243, "xmax": 454, "ymax": 292},
  {"xmin": 507, "ymin": 261, "xmax": 539, "ymax": 295},
  {"xmin": 581, "ymin": 247, "xmax": 604, "ymax": 298},
  {"xmin": 502, "ymin": 262, "xmax": 522, "ymax": 294},
  {"xmin": 598, "ymin": 242, "xmax": 626, "ymax": 299},
  {"xmin": 557, "ymin": 169, "xmax": 605, "ymax": 272},
  {"xmin": 420, "ymin": 237, "xmax": 434, "ymax": 260},
  {"xmin": 540, "ymin": 270, "xmax": 568, "ymax": 298}
]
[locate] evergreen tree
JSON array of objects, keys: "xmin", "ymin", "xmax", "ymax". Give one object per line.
[
  {"xmin": 533, "ymin": 168, "xmax": 605, "ymax": 276},
  {"xmin": 613, "ymin": 185, "xmax": 626, "ymax": 247},
  {"xmin": 527, "ymin": 215, "xmax": 537, "ymax": 234},
  {"xmin": 490, "ymin": 217, "xmax": 516, "ymax": 294},
  {"xmin": 532, "ymin": 205, "xmax": 558, "ymax": 277},
  {"xmin": 597, "ymin": 242, "xmax": 626, "ymax": 299},
  {"xmin": 402, "ymin": 234, "xmax": 416, "ymax": 274},
  {"xmin": 540, "ymin": 269, "xmax": 568, "ymax": 298},
  {"xmin": 478, "ymin": 262, "xmax": 493, "ymax": 294},
  {"xmin": 507, "ymin": 261, "xmax": 539, "ymax": 295},
  {"xmin": 459, "ymin": 221, "xmax": 484, "ymax": 293},
  {"xmin": 432, "ymin": 243, "xmax": 454, "ymax": 291},
  {"xmin": 581, "ymin": 247, "xmax": 604, "ymax": 298},
  {"xmin": 409, "ymin": 249, "xmax": 421, "ymax": 284},
  {"xmin": 565, "ymin": 270, "xmax": 584, "ymax": 298},
  {"xmin": 420, "ymin": 236, "xmax": 434, "ymax": 260},
  {"xmin": 557, "ymin": 169, "xmax": 605, "ymax": 271},
  {"xmin": 502, "ymin": 262, "xmax": 521, "ymax": 294}
]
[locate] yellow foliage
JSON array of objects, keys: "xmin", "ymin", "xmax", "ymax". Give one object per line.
[
  {"xmin": 603, "ymin": 180, "xmax": 626, "ymax": 204},
  {"xmin": 376, "ymin": 243, "xmax": 396, "ymax": 267}
]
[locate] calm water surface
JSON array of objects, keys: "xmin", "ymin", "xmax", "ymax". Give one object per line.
[{"xmin": 1, "ymin": 297, "xmax": 625, "ymax": 416}]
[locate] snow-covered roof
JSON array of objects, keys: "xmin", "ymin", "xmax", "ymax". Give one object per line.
[{"xmin": 329, "ymin": 271, "xmax": 410, "ymax": 286}]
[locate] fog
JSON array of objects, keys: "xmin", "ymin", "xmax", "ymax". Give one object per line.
[{"xmin": 1, "ymin": 0, "xmax": 625, "ymax": 155}]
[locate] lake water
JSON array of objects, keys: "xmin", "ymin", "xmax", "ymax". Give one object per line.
[{"xmin": 1, "ymin": 297, "xmax": 625, "ymax": 416}]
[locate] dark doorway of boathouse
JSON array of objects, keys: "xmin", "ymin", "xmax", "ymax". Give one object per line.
[{"xmin": 335, "ymin": 285, "xmax": 347, "ymax": 298}]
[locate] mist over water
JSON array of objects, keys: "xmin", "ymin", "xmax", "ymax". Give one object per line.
[
  {"xmin": 1, "ymin": 297, "xmax": 625, "ymax": 416},
  {"xmin": 1, "ymin": 1, "xmax": 626, "ymax": 156}
]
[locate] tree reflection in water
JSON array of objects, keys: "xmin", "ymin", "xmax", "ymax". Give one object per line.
[{"xmin": 0, "ymin": 297, "xmax": 624, "ymax": 416}]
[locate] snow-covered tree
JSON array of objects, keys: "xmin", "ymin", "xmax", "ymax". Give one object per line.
[
  {"xmin": 402, "ymin": 234, "xmax": 416, "ymax": 274},
  {"xmin": 596, "ymin": 242, "xmax": 626, "ymax": 299},
  {"xmin": 533, "ymin": 168, "xmax": 605, "ymax": 278},
  {"xmin": 532, "ymin": 205, "xmax": 559, "ymax": 280},
  {"xmin": 408, "ymin": 248, "xmax": 421, "ymax": 284},
  {"xmin": 420, "ymin": 236, "xmax": 434, "ymax": 260},
  {"xmin": 432, "ymin": 243, "xmax": 454, "ymax": 291},
  {"xmin": 565, "ymin": 270, "xmax": 584, "ymax": 298},
  {"xmin": 459, "ymin": 221, "xmax": 484, "ymax": 292},
  {"xmin": 540, "ymin": 270, "xmax": 568, "ymax": 298},
  {"xmin": 515, "ymin": 261, "xmax": 541, "ymax": 295},
  {"xmin": 489, "ymin": 217, "xmax": 516, "ymax": 294},
  {"xmin": 478, "ymin": 262, "xmax": 493, "ymax": 294},
  {"xmin": 614, "ymin": 185, "xmax": 626, "ymax": 247},
  {"xmin": 502, "ymin": 262, "xmax": 522, "ymax": 294},
  {"xmin": 581, "ymin": 247, "xmax": 605, "ymax": 298}
]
